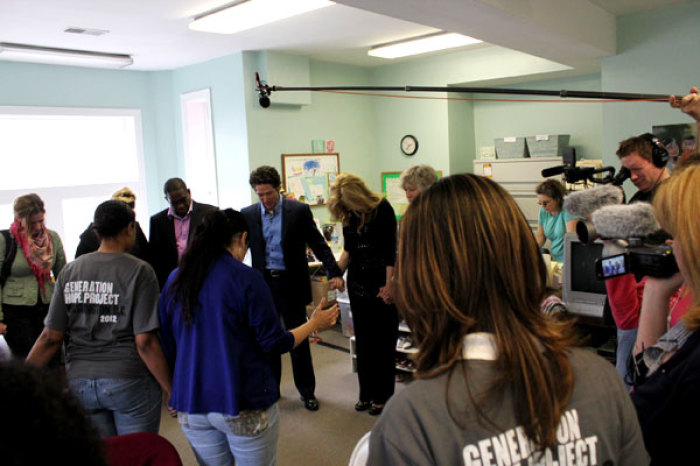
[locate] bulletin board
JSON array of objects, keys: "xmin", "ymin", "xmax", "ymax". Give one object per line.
[
  {"xmin": 381, "ymin": 170, "xmax": 442, "ymax": 219},
  {"xmin": 282, "ymin": 153, "xmax": 339, "ymax": 206}
]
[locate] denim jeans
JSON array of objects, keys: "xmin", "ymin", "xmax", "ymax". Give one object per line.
[
  {"xmin": 616, "ymin": 327, "xmax": 638, "ymax": 390},
  {"xmin": 179, "ymin": 403, "xmax": 279, "ymax": 466},
  {"xmin": 68, "ymin": 376, "xmax": 162, "ymax": 438}
]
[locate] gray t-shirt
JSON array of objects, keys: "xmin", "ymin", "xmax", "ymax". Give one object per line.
[
  {"xmin": 368, "ymin": 348, "xmax": 648, "ymax": 465},
  {"xmin": 45, "ymin": 252, "xmax": 160, "ymax": 379}
]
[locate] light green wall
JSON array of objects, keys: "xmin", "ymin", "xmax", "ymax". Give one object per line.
[
  {"xmin": 169, "ymin": 52, "xmax": 250, "ymax": 210},
  {"xmin": 472, "ymin": 74, "xmax": 604, "ymax": 162},
  {"xmin": 602, "ymin": 2, "xmax": 700, "ymax": 172},
  {"xmin": 243, "ymin": 53, "xmax": 376, "ymax": 222}
]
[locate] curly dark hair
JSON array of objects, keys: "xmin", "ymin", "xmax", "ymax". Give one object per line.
[
  {"xmin": 249, "ymin": 166, "xmax": 281, "ymax": 189},
  {"xmin": 171, "ymin": 209, "xmax": 248, "ymax": 324},
  {"xmin": 0, "ymin": 360, "xmax": 106, "ymax": 465},
  {"xmin": 93, "ymin": 200, "xmax": 135, "ymax": 239}
]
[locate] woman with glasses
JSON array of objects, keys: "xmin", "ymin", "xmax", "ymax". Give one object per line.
[
  {"xmin": 158, "ymin": 208, "xmax": 338, "ymax": 465},
  {"xmin": 535, "ymin": 179, "xmax": 578, "ymax": 262}
]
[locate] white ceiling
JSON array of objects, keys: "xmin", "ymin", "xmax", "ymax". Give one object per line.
[{"xmin": 0, "ymin": 0, "xmax": 690, "ymax": 71}]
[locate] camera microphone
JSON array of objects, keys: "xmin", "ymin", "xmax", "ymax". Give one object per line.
[
  {"xmin": 612, "ymin": 167, "xmax": 631, "ymax": 186},
  {"xmin": 541, "ymin": 165, "xmax": 567, "ymax": 178},
  {"xmin": 563, "ymin": 185, "xmax": 624, "ymax": 219},
  {"xmin": 591, "ymin": 203, "xmax": 660, "ymax": 240}
]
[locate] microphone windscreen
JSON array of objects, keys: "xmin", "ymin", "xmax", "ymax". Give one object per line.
[
  {"xmin": 563, "ymin": 185, "xmax": 624, "ymax": 218},
  {"xmin": 592, "ymin": 203, "xmax": 660, "ymax": 239}
]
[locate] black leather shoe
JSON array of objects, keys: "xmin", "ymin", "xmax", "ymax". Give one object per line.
[
  {"xmin": 368, "ymin": 404, "xmax": 384, "ymax": 416},
  {"xmin": 302, "ymin": 397, "xmax": 319, "ymax": 411},
  {"xmin": 354, "ymin": 401, "xmax": 371, "ymax": 412}
]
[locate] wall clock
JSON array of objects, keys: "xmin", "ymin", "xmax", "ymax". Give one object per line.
[{"xmin": 400, "ymin": 134, "xmax": 418, "ymax": 156}]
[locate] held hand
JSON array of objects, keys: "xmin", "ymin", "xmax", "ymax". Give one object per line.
[
  {"xmin": 0, "ymin": 322, "xmax": 6, "ymax": 335},
  {"xmin": 309, "ymin": 298, "xmax": 339, "ymax": 331},
  {"xmin": 377, "ymin": 283, "xmax": 394, "ymax": 305},
  {"xmin": 164, "ymin": 392, "xmax": 177, "ymax": 417},
  {"xmin": 670, "ymin": 87, "xmax": 700, "ymax": 121},
  {"xmin": 329, "ymin": 277, "xmax": 345, "ymax": 293}
]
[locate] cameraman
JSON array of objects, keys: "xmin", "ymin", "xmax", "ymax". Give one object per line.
[
  {"xmin": 603, "ymin": 135, "xmax": 671, "ymax": 386},
  {"xmin": 616, "ymin": 135, "xmax": 670, "ymax": 203}
]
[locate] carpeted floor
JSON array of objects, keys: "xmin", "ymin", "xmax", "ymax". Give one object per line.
[{"xmin": 160, "ymin": 327, "xmax": 404, "ymax": 465}]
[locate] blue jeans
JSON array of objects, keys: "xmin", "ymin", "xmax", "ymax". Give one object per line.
[
  {"xmin": 68, "ymin": 376, "xmax": 162, "ymax": 438},
  {"xmin": 179, "ymin": 403, "xmax": 279, "ymax": 466},
  {"xmin": 616, "ymin": 327, "xmax": 638, "ymax": 389}
]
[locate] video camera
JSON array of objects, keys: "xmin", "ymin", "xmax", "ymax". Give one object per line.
[
  {"xmin": 540, "ymin": 147, "xmax": 631, "ymax": 186},
  {"xmin": 562, "ymin": 187, "xmax": 679, "ymax": 280}
]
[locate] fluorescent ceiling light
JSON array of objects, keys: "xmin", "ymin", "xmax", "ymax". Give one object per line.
[
  {"xmin": 0, "ymin": 43, "xmax": 133, "ymax": 69},
  {"xmin": 368, "ymin": 32, "xmax": 482, "ymax": 59},
  {"xmin": 190, "ymin": 0, "xmax": 334, "ymax": 35}
]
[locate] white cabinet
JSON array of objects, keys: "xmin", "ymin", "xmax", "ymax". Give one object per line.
[{"xmin": 473, "ymin": 157, "xmax": 563, "ymax": 229}]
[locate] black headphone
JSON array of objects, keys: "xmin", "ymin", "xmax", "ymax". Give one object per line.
[{"xmin": 640, "ymin": 133, "xmax": 669, "ymax": 168}]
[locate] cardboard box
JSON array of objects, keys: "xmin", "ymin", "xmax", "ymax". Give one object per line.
[
  {"xmin": 307, "ymin": 276, "xmax": 337, "ymax": 317},
  {"xmin": 526, "ymin": 134, "xmax": 570, "ymax": 158},
  {"xmin": 494, "ymin": 137, "xmax": 529, "ymax": 159}
]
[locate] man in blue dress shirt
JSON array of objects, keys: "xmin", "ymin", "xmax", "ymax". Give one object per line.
[{"xmin": 242, "ymin": 166, "xmax": 344, "ymax": 411}]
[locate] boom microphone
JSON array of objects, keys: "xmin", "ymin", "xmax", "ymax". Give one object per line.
[
  {"xmin": 591, "ymin": 203, "xmax": 660, "ymax": 240},
  {"xmin": 563, "ymin": 185, "xmax": 624, "ymax": 218}
]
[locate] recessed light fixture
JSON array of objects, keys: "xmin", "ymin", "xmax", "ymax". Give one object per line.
[
  {"xmin": 189, "ymin": 0, "xmax": 334, "ymax": 35},
  {"xmin": 368, "ymin": 32, "xmax": 482, "ymax": 59},
  {"xmin": 0, "ymin": 43, "xmax": 133, "ymax": 69}
]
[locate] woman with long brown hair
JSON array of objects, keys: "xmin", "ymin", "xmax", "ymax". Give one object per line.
[
  {"xmin": 367, "ymin": 174, "xmax": 647, "ymax": 464},
  {"xmin": 329, "ymin": 173, "xmax": 398, "ymax": 416}
]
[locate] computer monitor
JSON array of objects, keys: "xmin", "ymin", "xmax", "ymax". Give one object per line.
[{"xmin": 561, "ymin": 233, "xmax": 607, "ymax": 319}]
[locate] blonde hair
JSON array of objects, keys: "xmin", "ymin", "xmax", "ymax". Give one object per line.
[
  {"xmin": 328, "ymin": 173, "xmax": 382, "ymax": 229},
  {"xmin": 111, "ymin": 187, "xmax": 136, "ymax": 204},
  {"xmin": 653, "ymin": 164, "xmax": 700, "ymax": 329},
  {"xmin": 398, "ymin": 174, "xmax": 575, "ymax": 450}
]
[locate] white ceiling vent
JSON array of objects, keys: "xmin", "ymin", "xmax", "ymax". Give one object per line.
[{"xmin": 64, "ymin": 28, "xmax": 109, "ymax": 36}]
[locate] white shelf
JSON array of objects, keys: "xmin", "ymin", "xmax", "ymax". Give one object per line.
[
  {"xmin": 396, "ymin": 346, "xmax": 418, "ymax": 354},
  {"xmin": 398, "ymin": 322, "xmax": 411, "ymax": 333},
  {"xmin": 395, "ymin": 364, "xmax": 416, "ymax": 373}
]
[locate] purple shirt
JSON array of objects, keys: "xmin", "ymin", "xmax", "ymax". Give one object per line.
[{"xmin": 168, "ymin": 200, "xmax": 193, "ymax": 262}]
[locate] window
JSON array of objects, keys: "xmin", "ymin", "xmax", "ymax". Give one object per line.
[{"xmin": 0, "ymin": 107, "xmax": 148, "ymax": 261}]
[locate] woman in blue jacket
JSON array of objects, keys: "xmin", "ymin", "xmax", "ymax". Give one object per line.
[{"xmin": 158, "ymin": 208, "xmax": 337, "ymax": 466}]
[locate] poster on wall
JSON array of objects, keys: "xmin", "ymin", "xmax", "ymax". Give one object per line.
[
  {"xmin": 381, "ymin": 170, "xmax": 442, "ymax": 219},
  {"xmin": 652, "ymin": 123, "xmax": 697, "ymax": 172},
  {"xmin": 282, "ymin": 153, "xmax": 339, "ymax": 205}
]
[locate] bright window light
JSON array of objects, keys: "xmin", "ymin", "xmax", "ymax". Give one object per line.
[
  {"xmin": 368, "ymin": 32, "xmax": 482, "ymax": 59},
  {"xmin": 0, "ymin": 107, "xmax": 148, "ymax": 261},
  {"xmin": 190, "ymin": 0, "xmax": 334, "ymax": 35}
]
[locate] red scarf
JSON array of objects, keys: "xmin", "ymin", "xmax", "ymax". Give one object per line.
[{"xmin": 10, "ymin": 219, "xmax": 54, "ymax": 293}]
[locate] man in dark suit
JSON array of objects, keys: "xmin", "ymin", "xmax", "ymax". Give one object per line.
[
  {"xmin": 242, "ymin": 166, "xmax": 344, "ymax": 411},
  {"xmin": 149, "ymin": 178, "xmax": 217, "ymax": 289}
]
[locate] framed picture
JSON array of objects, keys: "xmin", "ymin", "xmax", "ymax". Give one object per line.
[
  {"xmin": 282, "ymin": 153, "xmax": 339, "ymax": 206},
  {"xmin": 381, "ymin": 170, "xmax": 442, "ymax": 219}
]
